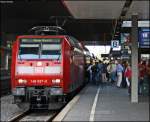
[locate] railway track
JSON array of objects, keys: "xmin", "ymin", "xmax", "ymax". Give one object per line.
[
  {"xmin": 7, "ymin": 83, "xmax": 86, "ymax": 122},
  {"xmin": 8, "ymin": 109, "xmax": 59, "ymax": 122},
  {"xmin": 7, "ymin": 102, "xmax": 67, "ymax": 122},
  {"xmin": 8, "ymin": 110, "xmax": 31, "ymax": 122},
  {"xmin": 0, "ymin": 77, "xmax": 11, "ymax": 97}
]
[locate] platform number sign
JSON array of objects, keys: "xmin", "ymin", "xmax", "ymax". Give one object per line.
[{"xmin": 111, "ymin": 40, "xmax": 119, "ymax": 48}]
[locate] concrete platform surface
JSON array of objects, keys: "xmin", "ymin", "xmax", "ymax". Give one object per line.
[{"xmin": 63, "ymin": 83, "xmax": 149, "ymax": 121}]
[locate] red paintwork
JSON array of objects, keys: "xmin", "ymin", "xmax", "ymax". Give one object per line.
[{"xmin": 11, "ymin": 35, "xmax": 85, "ymax": 94}]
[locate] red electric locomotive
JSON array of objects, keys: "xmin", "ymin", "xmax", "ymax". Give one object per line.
[{"xmin": 11, "ymin": 26, "xmax": 85, "ymax": 109}]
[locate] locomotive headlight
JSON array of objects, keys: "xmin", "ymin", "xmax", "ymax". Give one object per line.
[
  {"xmin": 52, "ymin": 79, "xmax": 61, "ymax": 84},
  {"xmin": 37, "ymin": 61, "xmax": 42, "ymax": 66},
  {"xmin": 55, "ymin": 79, "xmax": 61, "ymax": 83},
  {"xmin": 18, "ymin": 79, "xmax": 27, "ymax": 84},
  {"xmin": 18, "ymin": 79, "xmax": 23, "ymax": 83},
  {"xmin": 52, "ymin": 79, "xmax": 56, "ymax": 83}
]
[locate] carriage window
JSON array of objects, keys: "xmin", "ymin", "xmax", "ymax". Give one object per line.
[
  {"xmin": 41, "ymin": 44, "xmax": 61, "ymax": 60},
  {"xmin": 18, "ymin": 44, "xmax": 39, "ymax": 59}
]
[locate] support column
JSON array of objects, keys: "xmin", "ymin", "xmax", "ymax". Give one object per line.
[{"xmin": 131, "ymin": 14, "xmax": 138, "ymax": 103}]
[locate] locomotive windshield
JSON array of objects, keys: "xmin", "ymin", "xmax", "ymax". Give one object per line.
[{"xmin": 18, "ymin": 38, "xmax": 62, "ymax": 60}]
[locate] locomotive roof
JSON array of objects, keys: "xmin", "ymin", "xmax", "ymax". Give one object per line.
[
  {"xmin": 28, "ymin": 26, "xmax": 66, "ymax": 35},
  {"xmin": 17, "ymin": 35, "xmax": 67, "ymax": 38}
]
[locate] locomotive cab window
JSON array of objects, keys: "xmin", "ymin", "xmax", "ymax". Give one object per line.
[
  {"xmin": 18, "ymin": 44, "xmax": 40, "ymax": 59},
  {"xmin": 41, "ymin": 44, "xmax": 61, "ymax": 60},
  {"xmin": 18, "ymin": 38, "xmax": 62, "ymax": 60}
]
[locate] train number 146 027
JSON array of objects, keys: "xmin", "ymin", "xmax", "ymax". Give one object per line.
[{"xmin": 30, "ymin": 79, "xmax": 48, "ymax": 83}]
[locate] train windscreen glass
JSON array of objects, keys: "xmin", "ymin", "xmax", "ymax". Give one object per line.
[
  {"xmin": 41, "ymin": 44, "xmax": 61, "ymax": 60},
  {"xmin": 18, "ymin": 38, "xmax": 62, "ymax": 60}
]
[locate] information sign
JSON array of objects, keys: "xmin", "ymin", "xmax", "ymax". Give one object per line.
[{"xmin": 111, "ymin": 40, "xmax": 119, "ymax": 48}]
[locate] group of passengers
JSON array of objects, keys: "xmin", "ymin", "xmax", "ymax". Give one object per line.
[
  {"xmin": 86, "ymin": 59, "xmax": 111, "ymax": 85},
  {"xmin": 87, "ymin": 60, "xmax": 106, "ymax": 85},
  {"xmin": 86, "ymin": 59, "xmax": 150, "ymax": 95}
]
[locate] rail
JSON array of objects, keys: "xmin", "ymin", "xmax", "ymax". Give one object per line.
[
  {"xmin": 0, "ymin": 76, "xmax": 11, "ymax": 96},
  {"xmin": 8, "ymin": 109, "xmax": 60, "ymax": 122}
]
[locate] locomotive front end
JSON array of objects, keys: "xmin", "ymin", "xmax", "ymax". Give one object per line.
[{"xmin": 11, "ymin": 36, "xmax": 65, "ymax": 109}]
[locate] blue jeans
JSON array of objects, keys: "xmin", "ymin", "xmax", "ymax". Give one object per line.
[
  {"xmin": 138, "ymin": 78, "xmax": 144, "ymax": 94},
  {"xmin": 110, "ymin": 72, "xmax": 116, "ymax": 82},
  {"xmin": 89, "ymin": 72, "xmax": 92, "ymax": 82}
]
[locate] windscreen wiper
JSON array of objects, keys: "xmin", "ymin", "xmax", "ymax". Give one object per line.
[
  {"xmin": 57, "ymin": 54, "xmax": 61, "ymax": 61},
  {"xmin": 56, "ymin": 50, "xmax": 61, "ymax": 61},
  {"xmin": 18, "ymin": 50, "xmax": 22, "ymax": 61}
]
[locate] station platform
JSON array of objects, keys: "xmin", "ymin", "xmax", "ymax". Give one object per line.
[{"xmin": 62, "ymin": 83, "xmax": 149, "ymax": 121}]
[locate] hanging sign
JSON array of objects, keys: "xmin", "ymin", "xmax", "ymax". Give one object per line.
[
  {"xmin": 111, "ymin": 40, "xmax": 119, "ymax": 48},
  {"xmin": 139, "ymin": 28, "xmax": 150, "ymax": 48}
]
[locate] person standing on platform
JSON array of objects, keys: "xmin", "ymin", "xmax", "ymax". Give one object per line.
[
  {"xmin": 85, "ymin": 61, "xmax": 90, "ymax": 82},
  {"xmin": 142, "ymin": 59, "xmax": 150, "ymax": 95},
  {"xmin": 124, "ymin": 61, "xmax": 132, "ymax": 94},
  {"xmin": 146, "ymin": 59, "xmax": 150, "ymax": 79},
  {"xmin": 106, "ymin": 62, "xmax": 110, "ymax": 82},
  {"xmin": 98, "ymin": 60, "xmax": 103, "ymax": 84},
  {"xmin": 92, "ymin": 60, "xmax": 100, "ymax": 85},
  {"xmin": 138, "ymin": 60, "xmax": 146, "ymax": 94},
  {"xmin": 116, "ymin": 60, "xmax": 124, "ymax": 87},
  {"xmin": 107, "ymin": 61, "xmax": 112, "ymax": 82},
  {"xmin": 107, "ymin": 60, "xmax": 117, "ymax": 83},
  {"xmin": 87, "ymin": 61, "xmax": 94, "ymax": 83},
  {"xmin": 101, "ymin": 60, "xmax": 108, "ymax": 83},
  {"xmin": 121, "ymin": 61, "xmax": 127, "ymax": 88},
  {"xmin": 146, "ymin": 59, "xmax": 150, "ymax": 93}
]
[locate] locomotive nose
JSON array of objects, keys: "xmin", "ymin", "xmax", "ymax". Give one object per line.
[{"xmin": 16, "ymin": 60, "xmax": 62, "ymax": 75}]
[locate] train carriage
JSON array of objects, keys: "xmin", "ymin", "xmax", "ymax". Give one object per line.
[{"xmin": 11, "ymin": 27, "xmax": 85, "ymax": 109}]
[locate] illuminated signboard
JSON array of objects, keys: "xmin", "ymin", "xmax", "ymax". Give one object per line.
[
  {"xmin": 122, "ymin": 21, "xmax": 150, "ymax": 27},
  {"xmin": 139, "ymin": 28, "xmax": 150, "ymax": 48}
]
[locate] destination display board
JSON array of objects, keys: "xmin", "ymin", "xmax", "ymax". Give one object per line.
[{"xmin": 21, "ymin": 38, "xmax": 61, "ymax": 43}]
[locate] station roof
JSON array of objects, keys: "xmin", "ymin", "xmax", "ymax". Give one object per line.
[
  {"xmin": 1, "ymin": 0, "xmax": 149, "ymax": 44},
  {"xmin": 64, "ymin": 1, "xmax": 126, "ymax": 19},
  {"xmin": 125, "ymin": 1, "xmax": 149, "ymax": 19},
  {"xmin": 64, "ymin": 0, "xmax": 149, "ymax": 20}
]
